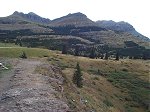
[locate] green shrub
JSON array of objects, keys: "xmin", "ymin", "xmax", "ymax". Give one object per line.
[
  {"xmin": 93, "ymin": 77, "xmax": 99, "ymax": 80},
  {"xmin": 124, "ymin": 104, "xmax": 133, "ymax": 112},
  {"xmin": 122, "ymin": 68, "xmax": 128, "ymax": 72},
  {"xmin": 103, "ymin": 99, "xmax": 113, "ymax": 107},
  {"xmin": 20, "ymin": 51, "xmax": 27, "ymax": 59},
  {"xmin": 107, "ymin": 72, "xmax": 150, "ymax": 110}
]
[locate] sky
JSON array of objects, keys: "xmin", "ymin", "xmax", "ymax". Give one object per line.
[{"xmin": 0, "ymin": 0, "xmax": 149, "ymax": 38}]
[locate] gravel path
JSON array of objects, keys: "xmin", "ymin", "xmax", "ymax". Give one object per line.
[{"xmin": 0, "ymin": 59, "xmax": 69, "ymax": 112}]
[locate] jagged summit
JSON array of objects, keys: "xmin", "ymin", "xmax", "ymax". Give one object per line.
[
  {"xmin": 11, "ymin": 11, "xmax": 51, "ymax": 24},
  {"xmin": 50, "ymin": 12, "xmax": 97, "ymax": 27},
  {"xmin": 67, "ymin": 12, "xmax": 87, "ymax": 18},
  {"xmin": 28, "ymin": 12, "xmax": 37, "ymax": 16},
  {"xmin": 13, "ymin": 11, "xmax": 38, "ymax": 16},
  {"xmin": 13, "ymin": 11, "xmax": 21, "ymax": 15}
]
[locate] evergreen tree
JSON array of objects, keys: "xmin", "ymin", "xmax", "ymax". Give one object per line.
[
  {"xmin": 142, "ymin": 51, "xmax": 148, "ymax": 60},
  {"xmin": 19, "ymin": 41, "xmax": 22, "ymax": 47},
  {"xmin": 89, "ymin": 47, "xmax": 95, "ymax": 59},
  {"xmin": 116, "ymin": 52, "xmax": 119, "ymax": 61},
  {"xmin": 75, "ymin": 46, "xmax": 79, "ymax": 56},
  {"xmin": 101, "ymin": 54, "xmax": 104, "ymax": 59},
  {"xmin": 104, "ymin": 52, "xmax": 108, "ymax": 60},
  {"xmin": 20, "ymin": 51, "xmax": 27, "ymax": 59},
  {"xmin": 73, "ymin": 62, "xmax": 83, "ymax": 88},
  {"xmin": 62, "ymin": 44, "xmax": 67, "ymax": 54},
  {"xmin": 129, "ymin": 56, "xmax": 133, "ymax": 59},
  {"xmin": 15, "ymin": 39, "xmax": 22, "ymax": 46},
  {"xmin": 97, "ymin": 53, "xmax": 101, "ymax": 59},
  {"xmin": 15, "ymin": 39, "xmax": 19, "ymax": 45}
]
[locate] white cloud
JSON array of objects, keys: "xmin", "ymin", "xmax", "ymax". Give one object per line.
[{"xmin": 0, "ymin": 0, "xmax": 149, "ymax": 37}]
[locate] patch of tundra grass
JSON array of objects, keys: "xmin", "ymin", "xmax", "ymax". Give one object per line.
[
  {"xmin": 0, "ymin": 42, "xmax": 19, "ymax": 47},
  {"xmin": 0, "ymin": 47, "xmax": 53, "ymax": 58}
]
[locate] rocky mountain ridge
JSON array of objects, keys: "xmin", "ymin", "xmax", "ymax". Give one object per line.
[
  {"xmin": 49, "ymin": 12, "xmax": 97, "ymax": 27},
  {"xmin": 96, "ymin": 20, "xmax": 149, "ymax": 41},
  {"xmin": 11, "ymin": 11, "xmax": 51, "ymax": 24},
  {"xmin": 0, "ymin": 11, "xmax": 149, "ymax": 47}
]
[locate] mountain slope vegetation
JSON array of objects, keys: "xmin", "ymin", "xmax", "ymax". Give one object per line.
[
  {"xmin": 0, "ymin": 47, "xmax": 149, "ymax": 112},
  {"xmin": 0, "ymin": 11, "xmax": 149, "ymax": 59}
]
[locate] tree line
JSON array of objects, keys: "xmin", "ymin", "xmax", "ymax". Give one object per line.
[{"xmin": 61, "ymin": 44, "xmax": 150, "ymax": 60}]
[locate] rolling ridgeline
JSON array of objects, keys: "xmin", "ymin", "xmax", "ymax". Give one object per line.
[{"xmin": 0, "ymin": 11, "xmax": 150, "ymax": 59}]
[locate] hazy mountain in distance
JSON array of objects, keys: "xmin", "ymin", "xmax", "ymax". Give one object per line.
[
  {"xmin": 96, "ymin": 20, "xmax": 149, "ymax": 41},
  {"xmin": 49, "ymin": 12, "xmax": 98, "ymax": 27}
]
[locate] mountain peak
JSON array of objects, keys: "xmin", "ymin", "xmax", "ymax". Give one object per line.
[
  {"xmin": 12, "ymin": 11, "xmax": 24, "ymax": 16},
  {"xmin": 50, "ymin": 12, "xmax": 97, "ymax": 27},
  {"xmin": 11, "ymin": 11, "xmax": 51, "ymax": 24},
  {"xmin": 28, "ymin": 12, "xmax": 37, "ymax": 16},
  {"xmin": 67, "ymin": 12, "xmax": 87, "ymax": 18},
  {"xmin": 13, "ymin": 11, "xmax": 19, "ymax": 15}
]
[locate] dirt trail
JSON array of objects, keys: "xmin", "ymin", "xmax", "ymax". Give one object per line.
[{"xmin": 0, "ymin": 59, "xmax": 69, "ymax": 112}]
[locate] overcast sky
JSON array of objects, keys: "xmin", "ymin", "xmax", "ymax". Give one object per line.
[{"xmin": 0, "ymin": 0, "xmax": 149, "ymax": 38}]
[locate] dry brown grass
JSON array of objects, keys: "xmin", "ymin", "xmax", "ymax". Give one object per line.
[
  {"xmin": 46, "ymin": 52, "xmax": 149, "ymax": 112},
  {"xmin": 50, "ymin": 52, "xmax": 149, "ymax": 81},
  {"xmin": 1, "ymin": 48, "xmax": 149, "ymax": 112},
  {"xmin": 62, "ymin": 68, "xmax": 124, "ymax": 112}
]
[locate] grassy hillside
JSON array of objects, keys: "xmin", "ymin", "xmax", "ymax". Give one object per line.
[
  {"xmin": 0, "ymin": 42, "xmax": 19, "ymax": 47},
  {"xmin": 43, "ymin": 53, "xmax": 149, "ymax": 112},
  {"xmin": 0, "ymin": 47, "xmax": 149, "ymax": 112},
  {"xmin": 0, "ymin": 47, "xmax": 53, "ymax": 58}
]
